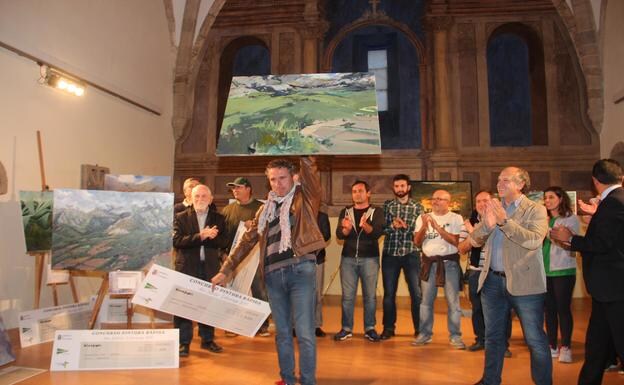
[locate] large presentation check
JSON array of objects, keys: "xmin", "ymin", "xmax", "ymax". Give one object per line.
[
  {"xmin": 19, "ymin": 301, "xmax": 93, "ymax": 348},
  {"xmin": 50, "ymin": 329, "xmax": 179, "ymax": 371},
  {"xmin": 132, "ymin": 265, "xmax": 271, "ymax": 338}
]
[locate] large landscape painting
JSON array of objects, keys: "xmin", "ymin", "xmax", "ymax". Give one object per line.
[
  {"xmin": 216, "ymin": 72, "xmax": 381, "ymax": 156},
  {"xmin": 51, "ymin": 189, "xmax": 173, "ymax": 271},
  {"xmin": 20, "ymin": 191, "xmax": 53, "ymax": 252}
]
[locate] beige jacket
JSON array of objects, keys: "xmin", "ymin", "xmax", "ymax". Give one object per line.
[{"xmin": 470, "ymin": 195, "xmax": 548, "ymax": 296}]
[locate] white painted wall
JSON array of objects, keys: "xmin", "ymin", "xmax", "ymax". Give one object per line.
[
  {"xmin": 601, "ymin": 0, "xmax": 624, "ymax": 157},
  {"xmin": 0, "ymin": 0, "xmax": 175, "ymax": 329}
]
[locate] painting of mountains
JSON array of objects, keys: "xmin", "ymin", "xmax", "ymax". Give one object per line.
[
  {"xmin": 51, "ymin": 189, "xmax": 173, "ymax": 271},
  {"xmin": 216, "ymin": 72, "xmax": 381, "ymax": 156},
  {"xmin": 20, "ymin": 191, "xmax": 53, "ymax": 252},
  {"xmin": 104, "ymin": 174, "xmax": 171, "ymax": 193}
]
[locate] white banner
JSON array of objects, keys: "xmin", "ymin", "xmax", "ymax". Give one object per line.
[
  {"xmin": 50, "ymin": 329, "xmax": 179, "ymax": 371},
  {"xmin": 19, "ymin": 300, "xmax": 93, "ymax": 348},
  {"xmin": 132, "ymin": 265, "xmax": 270, "ymax": 337}
]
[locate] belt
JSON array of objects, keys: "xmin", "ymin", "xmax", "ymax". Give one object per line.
[{"xmin": 489, "ymin": 268, "xmax": 506, "ymax": 278}]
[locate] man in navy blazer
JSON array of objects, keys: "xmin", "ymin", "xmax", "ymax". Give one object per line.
[
  {"xmin": 551, "ymin": 158, "xmax": 624, "ymax": 385},
  {"xmin": 173, "ymin": 184, "xmax": 229, "ymax": 357}
]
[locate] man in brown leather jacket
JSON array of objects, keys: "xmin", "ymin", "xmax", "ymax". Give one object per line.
[{"xmin": 212, "ymin": 157, "xmax": 324, "ymax": 385}]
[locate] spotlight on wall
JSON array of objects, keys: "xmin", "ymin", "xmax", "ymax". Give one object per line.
[{"xmin": 40, "ymin": 65, "xmax": 85, "ymax": 96}]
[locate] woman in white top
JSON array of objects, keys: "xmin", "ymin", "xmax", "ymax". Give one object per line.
[{"xmin": 542, "ymin": 186, "xmax": 580, "ymax": 363}]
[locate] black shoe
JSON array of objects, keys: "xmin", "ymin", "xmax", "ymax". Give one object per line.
[
  {"xmin": 179, "ymin": 344, "xmax": 189, "ymax": 357},
  {"xmin": 504, "ymin": 349, "xmax": 512, "ymax": 358},
  {"xmin": 292, "ymin": 329, "xmax": 296, "ymax": 338},
  {"xmin": 364, "ymin": 329, "xmax": 381, "ymax": 342},
  {"xmin": 315, "ymin": 327, "xmax": 326, "ymax": 337},
  {"xmin": 380, "ymin": 329, "xmax": 394, "ymax": 340},
  {"xmin": 333, "ymin": 329, "xmax": 353, "ymax": 341},
  {"xmin": 467, "ymin": 342, "xmax": 485, "ymax": 352},
  {"xmin": 201, "ymin": 340, "xmax": 223, "ymax": 353}
]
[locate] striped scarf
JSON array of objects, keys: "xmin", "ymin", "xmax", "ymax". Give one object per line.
[{"xmin": 257, "ymin": 182, "xmax": 299, "ymax": 253}]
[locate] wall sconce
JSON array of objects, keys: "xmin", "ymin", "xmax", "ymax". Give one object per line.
[{"xmin": 40, "ymin": 65, "xmax": 85, "ymax": 96}]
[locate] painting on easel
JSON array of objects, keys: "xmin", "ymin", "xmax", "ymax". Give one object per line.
[
  {"xmin": 51, "ymin": 189, "xmax": 174, "ymax": 271},
  {"xmin": 20, "ymin": 191, "xmax": 53, "ymax": 252}
]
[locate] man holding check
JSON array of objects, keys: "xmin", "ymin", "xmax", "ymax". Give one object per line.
[{"xmin": 211, "ymin": 157, "xmax": 325, "ymax": 385}]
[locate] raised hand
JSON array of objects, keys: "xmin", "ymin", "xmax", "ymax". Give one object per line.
[{"xmin": 578, "ymin": 198, "xmax": 598, "ymax": 215}]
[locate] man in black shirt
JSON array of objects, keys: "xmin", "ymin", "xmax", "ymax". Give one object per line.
[{"xmin": 334, "ymin": 180, "xmax": 385, "ymax": 342}]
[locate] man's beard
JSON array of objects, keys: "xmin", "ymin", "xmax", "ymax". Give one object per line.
[{"xmin": 394, "ymin": 190, "xmax": 409, "ymax": 198}]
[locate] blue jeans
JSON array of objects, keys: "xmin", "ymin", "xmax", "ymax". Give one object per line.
[
  {"xmin": 339, "ymin": 257, "xmax": 379, "ymax": 331},
  {"xmin": 265, "ymin": 260, "xmax": 317, "ymax": 385},
  {"xmin": 481, "ymin": 273, "xmax": 552, "ymax": 385},
  {"xmin": 382, "ymin": 252, "xmax": 422, "ymax": 333},
  {"xmin": 419, "ymin": 261, "xmax": 462, "ymax": 338}
]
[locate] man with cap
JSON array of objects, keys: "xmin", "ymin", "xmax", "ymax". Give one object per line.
[{"xmin": 221, "ymin": 176, "xmax": 269, "ymax": 336}]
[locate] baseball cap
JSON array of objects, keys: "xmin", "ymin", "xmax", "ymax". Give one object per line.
[{"xmin": 226, "ymin": 177, "xmax": 251, "ymax": 188}]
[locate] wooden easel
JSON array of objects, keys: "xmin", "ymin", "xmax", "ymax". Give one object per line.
[
  {"xmin": 31, "ymin": 251, "xmax": 79, "ymax": 308},
  {"xmin": 31, "ymin": 130, "xmax": 78, "ymax": 308},
  {"xmin": 87, "ymin": 274, "xmax": 153, "ymax": 329},
  {"xmin": 88, "ymin": 273, "xmax": 109, "ymax": 329}
]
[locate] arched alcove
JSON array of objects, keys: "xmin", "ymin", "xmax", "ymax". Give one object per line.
[{"xmin": 487, "ymin": 23, "xmax": 548, "ymax": 147}]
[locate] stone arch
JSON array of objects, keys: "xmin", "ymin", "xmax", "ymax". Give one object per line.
[
  {"xmin": 171, "ymin": 0, "xmax": 227, "ymax": 143},
  {"xmin": 321, "ymin": 17, "xmax": 425, "ymax": 69},
  {"xmin": 486, "ymin": 22, "xmax": 548, "ymax": 146},
  {"xmin": 551, "ymin": 0, "xmax": 604, "ymax": 133}
]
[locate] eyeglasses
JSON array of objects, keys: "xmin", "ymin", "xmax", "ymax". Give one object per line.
[{"xmin": 431, "ymin": 197, "xmax": 449, "ymax": 201}]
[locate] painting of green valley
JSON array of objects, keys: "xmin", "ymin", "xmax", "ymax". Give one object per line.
[
  {"xmin": 51, "ymin": 189, "xmax": 173, "ymax": 271},
  {"xmin": 216, "ymin": 72, "xmax": 381, "ymax": 156},
  {"xmin": 20, "ymin": 191, "xmax": 53, "ymax": 252}
]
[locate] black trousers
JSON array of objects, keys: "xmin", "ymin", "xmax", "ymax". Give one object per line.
[
  {"xmin": 544, "ymin": 275, "xmax": 576, "ymax": 348},
  {"xmin": 578, "ymin": 298, "xmax": 624, "ymax": 385}
]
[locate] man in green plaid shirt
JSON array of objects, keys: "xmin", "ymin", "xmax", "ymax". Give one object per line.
[{"xmin": 380, "ymin": 174, "xmax": 424, "ymax": 340}]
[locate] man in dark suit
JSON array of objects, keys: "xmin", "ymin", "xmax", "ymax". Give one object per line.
[
  {"xmin": 551, "ymin": 158, "xmax": 624, "ymax": 385},
  {"xmin": 173, "ymin": 184, "xmax": 228, "ymax": 357}
]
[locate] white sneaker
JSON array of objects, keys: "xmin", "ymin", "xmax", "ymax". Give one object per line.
[
  {"xmin": 558, "ymin": 346, "xmax": 572, "ymax": 363},
  {"xmin": 550, "ymin": 346, "xmax": 559, "ymax": 358},
  {"xmin": 449, "ymin": 336, "xmax": 466, "ymax": 350},
  {"xmin": 411, "ymin": 334, "xmax": 432, "ymax": 346}
]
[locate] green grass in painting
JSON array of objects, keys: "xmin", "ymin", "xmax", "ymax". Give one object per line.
[{"xmin": 218, "ymin": 87, "xmax": 379, "ymax": 155}]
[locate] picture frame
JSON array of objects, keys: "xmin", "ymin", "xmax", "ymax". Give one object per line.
[{"xmin": 409, "ymin": 181, "xmax": 474, "ymax": 219}]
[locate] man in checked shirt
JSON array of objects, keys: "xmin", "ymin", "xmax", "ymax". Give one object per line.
[{"xmin": 380, "ymin": 174, "xmax": 424, "ymax": 340}]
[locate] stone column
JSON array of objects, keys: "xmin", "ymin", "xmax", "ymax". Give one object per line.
[
  {"xmin": 301, "ymin": 0, "xmax": 326, "ymax": 74},
  {"xmin": 430, "ymin": 16, "xmax": 454, "ymax": 150},
  {"xmin": 300, "ymin": 22, "xmax": 327, "ymax": 74},
  {"xmin": 302, "ymin": 34, "xmax": 318, "ymax": 73}
]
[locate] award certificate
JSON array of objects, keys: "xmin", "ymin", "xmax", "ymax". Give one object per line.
[{"xmin": 132, "ymin": 265, "xmax": 270, "ymax": 337}]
